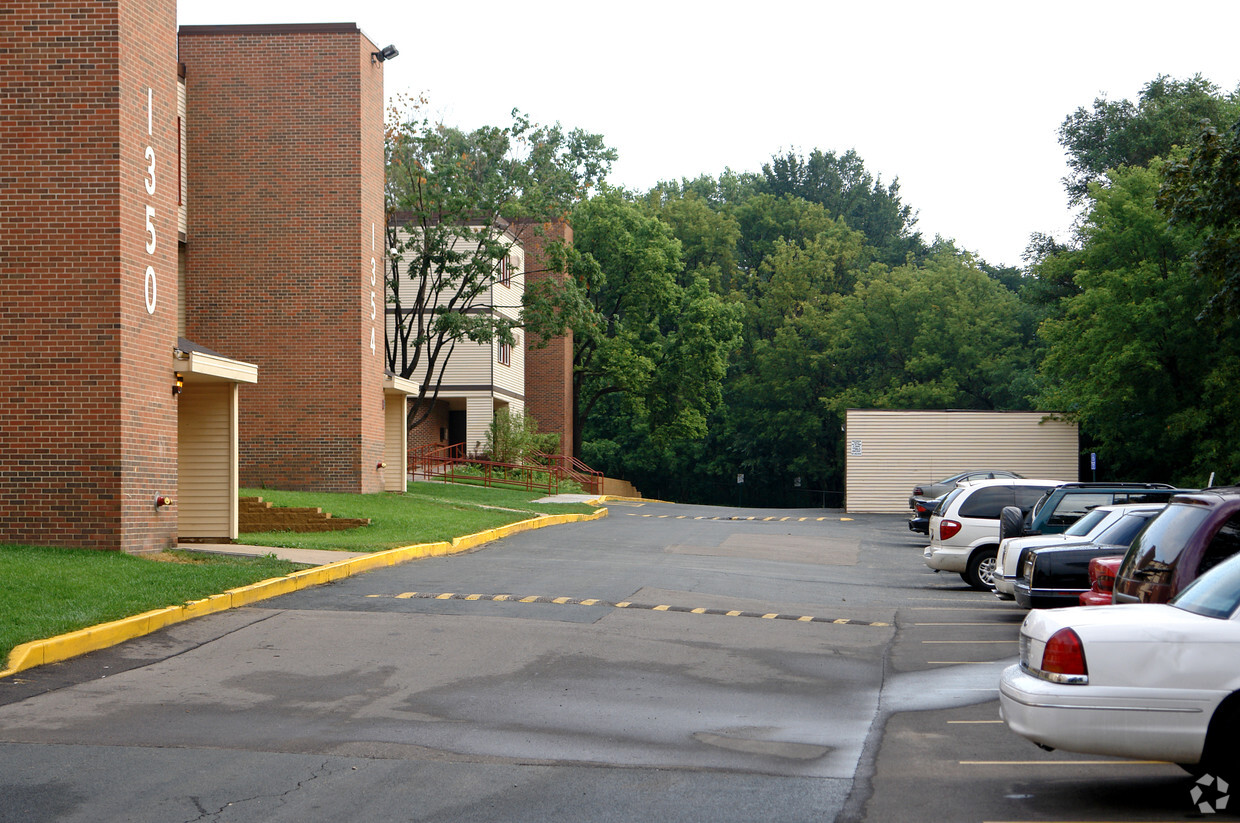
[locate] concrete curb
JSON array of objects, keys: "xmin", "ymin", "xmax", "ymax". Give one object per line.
[{"xmin": 0, "ymin": 506, "xmax": 609, "ymax": 679}]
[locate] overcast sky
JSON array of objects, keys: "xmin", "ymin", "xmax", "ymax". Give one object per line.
[{"xmin": 178, "ymin": 0, "xmax": 1240, "ymax": 268}]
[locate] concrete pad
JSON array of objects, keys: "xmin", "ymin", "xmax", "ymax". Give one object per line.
[{"xmin": 178, "ymin": 543, "xmax": 369, "ymax": 566}]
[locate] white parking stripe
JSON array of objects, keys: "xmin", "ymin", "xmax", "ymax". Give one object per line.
[
  {"xmin": 911, "ymin": 622, "xmax": 1019, "ymax": 626},
  {"xmin": 961, "ymin": 759, "xmax": 1170, "ymax": 766},
  {"xmin": 922, "ymin": 640, "xmax": 1018, "ymax": 644}
]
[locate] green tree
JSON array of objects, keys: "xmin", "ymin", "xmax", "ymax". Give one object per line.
[
  {"xmin": 640, "ymin": 188, "xmax": 742, "ymax": 293},
  {"xmin": 1158, "ymin": 117, "xmax": 1240, "ymax": 315},
  {"xmin": 484, "ymin": 409, "xmax": 559, "ymax": 464},
  {"xmin": 524, "ymin": 190, "xmax": 741, "ymax": 458},
  {"xmin": 385, "ymin": 99, "xmax": 615, "ymax": 429},
  {"xmin": 758, "ymin": 148, "xmax": 923, "ymax": 263},
  {"xmin": 1036, "ymin": 164, "xmax": 1240, "ymax": 483},
  {"xmin": 820, "ymin": 251, "xmax": 1036, "ymax": 413},
  {"xmin": 1059, "ymin": 74, "xmax": 1240, "ymax": 206}
]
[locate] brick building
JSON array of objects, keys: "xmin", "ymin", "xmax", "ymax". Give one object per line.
[
  {"xmin": 388, "ymin": 223, "xmax": 527, "ymax": 458},
  {"xmin": 179, "ymin": 23, "xmax": 412, "ymax": 496},
  {"xmin": 2, "ymin": 0, "xmax": 182, "ymax": 552},
  {"xmin": 1, "ymin": 4, "xmax": 412, "ymax": 552},
  {"xmin": 519, "ymin": 220, "xmax": 575, "ymax": 457},
  {"xmin": 391, "ymin": 219, "xmax": 577, "ymax": 463}
]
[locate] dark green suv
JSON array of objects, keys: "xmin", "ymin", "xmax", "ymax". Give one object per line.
[{"xmin": 1015, "ymin": 482, "xmax": 1187, "ymax": 537}]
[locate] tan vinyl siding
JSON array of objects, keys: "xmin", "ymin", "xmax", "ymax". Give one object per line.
[
  {"xmin": 844, "ymin": 409, "xmax": 1079, "ymax": 513},
  {"xmin": 177, "ymin": 382, "xmax": 238, "ymax": 539},
  {"xmin": 493, "ymin": 330, "xmax": 524, "ymax": 396},
  {"xmin": 465, "ymin": 395, "xmax": 494, "ymax": 455},
  {"xmin": 384, "ymin": 392, "xmax": 406, "ymax": 492},
  {"xmin": 441, "ymin": 341, "xmax": 494, "ymax": 384}
]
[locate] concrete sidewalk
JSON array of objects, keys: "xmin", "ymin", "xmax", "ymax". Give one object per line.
[{"xmin": 178, "ymin": 543, "xmax": 369, "ymax": 566}]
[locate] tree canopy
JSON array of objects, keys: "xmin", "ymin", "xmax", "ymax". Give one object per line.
[
  {"xmin": 384, "ymin": 100, "xmax": 614, "ymax": 428},
  {"xmin": 1059, "ymin": 74, "xmax": 1240, "ymax": 206},
  {"xmin": 385, "ymin": 73, "xmax": 1240, "ymax": 502}
]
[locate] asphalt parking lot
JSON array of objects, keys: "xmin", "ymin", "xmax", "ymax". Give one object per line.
[
  {"xmin": 0, "ymin": 502, "xmax": 1229, "ymax": 822},
  {"xmin": 857, "ymin": 522, "xmax": 1216, "ymax": 823}
]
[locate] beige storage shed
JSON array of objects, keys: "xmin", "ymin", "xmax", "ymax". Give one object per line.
[{"xmin": 844, "ymin": 409, "xmax": 1079, "ymax": 513}]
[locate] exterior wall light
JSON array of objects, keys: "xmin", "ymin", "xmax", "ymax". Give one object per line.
[
  {"xmin": 377, "ymin": 461, "xmax": 387, "ymax": 469},
  {"xmin": 173, "ymin": 371, "xmax": 184, "ymax": 395},
  {"xmin": 371, "ymin": 45, "xmax": 398, "ymax": 63},
  {"xmin": 155, "ymin": 495, "xmax": 174, "ymax": 508}
]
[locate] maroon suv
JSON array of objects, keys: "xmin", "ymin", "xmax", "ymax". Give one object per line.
[{"xmin": 1112, "ymin": 487, "xmax": 1240, "ymax": 604}]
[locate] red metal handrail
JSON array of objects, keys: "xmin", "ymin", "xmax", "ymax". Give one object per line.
[
  {"xmin": 531, "ymin": 451, "xmax": 603, "ymax": 495},
  {"xmin": 409, "ymin": 444, "xmax": 602, "ymax": 495}
]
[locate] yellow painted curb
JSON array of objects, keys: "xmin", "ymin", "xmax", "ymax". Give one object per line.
[{"xmin": 0, "ymin": 506, "xmax": 608, "ymax": 679}]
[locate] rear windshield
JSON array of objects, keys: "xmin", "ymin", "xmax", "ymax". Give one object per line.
[
  {"xmin": 1095, "ymin": 511, "xmax": 1161, "ymax": 548},
  {"xmin": 1172, "ymin": 552, "xmax": 1240, "ymax": 619},
  {"xmin": 1064, "ymin": 508, "xmax": 1109, "ymax": 537},
  {"xmin": 1119, "ymin": 503, "xmax": 1213, "ymax": 580},
  {"xmin": 937, "ymin": 487, "xmax": 966, "ymax": 513},
  {"xmin": 958, "ymin": 486, "xmax": 1016, "ymax": 519},
  {"xmin": 1029, "ymin": 490, "xmax": 1053, "ymax": 520}
]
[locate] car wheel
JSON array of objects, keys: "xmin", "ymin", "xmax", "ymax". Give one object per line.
[
  {"xmin": 965, "ymin": 547, "xmax": 999, "ymax": 591},
  {"xmin": 1196, "ymin": 697, "xmax": 1240, "ymax": 781}
]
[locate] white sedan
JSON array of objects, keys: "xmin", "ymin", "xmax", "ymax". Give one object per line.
[{"xmin": 999, "ymin": 551, "xmax": 1240, "ymax": 777}]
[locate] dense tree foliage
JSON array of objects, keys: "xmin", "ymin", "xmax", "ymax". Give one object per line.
[
  {"xmin": 758, "ymin": 149, "xmax": 923, "ymax": 264},
  {"xmin": 1034, "ymin": 165, "xmax": 1240, "ymax": 484},
  {"xmin": 523, "ymin": 191, "xmax": 740, "ymax": 458},
  {"xmin": 385, "ymin": 100, "xmax": 614, "ymax": 429},
  {"xmin": 388, "ymin": 74, "xmax": 1240, "ymax": 503},
  {"xmin": 1159, "ymin": 117, "xmax": 1240, "ymax": 315},
  {"xmin": 1059, "ymin": 75, "xmax": 1240, "ymax": 206}
]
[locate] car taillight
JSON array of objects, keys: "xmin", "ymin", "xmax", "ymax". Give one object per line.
[
  {"xmin": 939, "ymin": 519, "xmax": 962, "ymax": 541},
  {"xmin": 1039, "ymin": 628, "xmax": 1088, "ymax": 684},
  {"xmin": 913, "ymin": 486, "xmax": 925, "ymax": 496},
  {"xmin": 1088, "ymin": 557, "xmax": 1119, "ymax": 592}
]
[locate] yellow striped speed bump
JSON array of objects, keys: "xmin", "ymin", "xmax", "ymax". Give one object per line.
[{"xmin": 364, "ymin": 592, "xmax": 891, "ymax": 627}]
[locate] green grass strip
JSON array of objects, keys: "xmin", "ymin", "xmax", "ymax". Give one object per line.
[
  {"xmin": 237, "ymin": 482, "xmax": 598, "ymax": 551},
  {"xmin": 0, "ymin": 546, "xmax": 305, "ymax": 661}
]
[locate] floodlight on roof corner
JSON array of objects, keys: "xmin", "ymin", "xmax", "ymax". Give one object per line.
[{"xmin": 372, "ymin": 44, "xmax": 398, "ymax": 64}]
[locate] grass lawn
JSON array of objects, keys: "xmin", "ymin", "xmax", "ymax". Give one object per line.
[
  {"xmin": 237, "ymin": 481, "xmax": 599, "ymax": 550},
  {"xmin": 1, "ymin": 482, "xmax": 603, "ymax": 665},
  {"xmin": 0, "ymin": 547, "xmax": 305, "ymax": 663}
]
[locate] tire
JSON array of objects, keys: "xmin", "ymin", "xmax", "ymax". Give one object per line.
[
  {"xmin": 965, "ymin": 547, "xmax": 999, "ymax": 591},
  {"xmin": 999, "ymin": 506, "xmax": 1025, "ymax": 542},
  {"xmin": 1197, "ymin": 697, "xmax": 1240, "ymax": 782}
]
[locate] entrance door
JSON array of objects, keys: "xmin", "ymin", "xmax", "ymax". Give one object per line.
[{"xmin": 449, "ymin": 410, "xmax": 467, "ymax": 458}]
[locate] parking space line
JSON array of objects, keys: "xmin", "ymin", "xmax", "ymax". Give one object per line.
[
  {"xmin": 961, "ymin": 760, "xmax": 1169, "ymax": 766},
  {"xmin": 946, "ymin": 720, "xmax": 1003, "ymax": 724},
  {"xmin": 905, "ymin": 606, "xmax": 1022, "ymax": 611},
  {"xmin": 922, "ymin": 640, "xmax": 1018, "ymax": 644},
  {"xmin": 621, "ymin": 513, "xmax": 854, "ymax": 522},
  {"xmin": 912, "ymin": 619, "xmax": 1016, "ymax": 627}
]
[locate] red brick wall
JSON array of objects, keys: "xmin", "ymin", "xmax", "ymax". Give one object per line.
[
  {"xmin": 0, "ymin": 0, "xmax": 180, "ymax": 551},
  {"xmin": 519, "ymin": 221, "xmax": 575, "ymax": 457},
  {"xmin": 408, "ymin": 400, "xmax": 451, "ymax": 451},
  {"xmin": 179, "ymin": 24, "xmax": 388, "ymax": 493}
]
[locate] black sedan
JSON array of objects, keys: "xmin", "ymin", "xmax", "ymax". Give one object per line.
[
  {"xmin": 907, "ymin": 495, "xmax": 942, "ymax": 534},
  {"xmin": 908, "ymin": 470, "xmax": 1022, "ymax": 509},
  {"xmin": 1014, "ymin": 541, "xmax": 1131, "ymax": 609}
]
